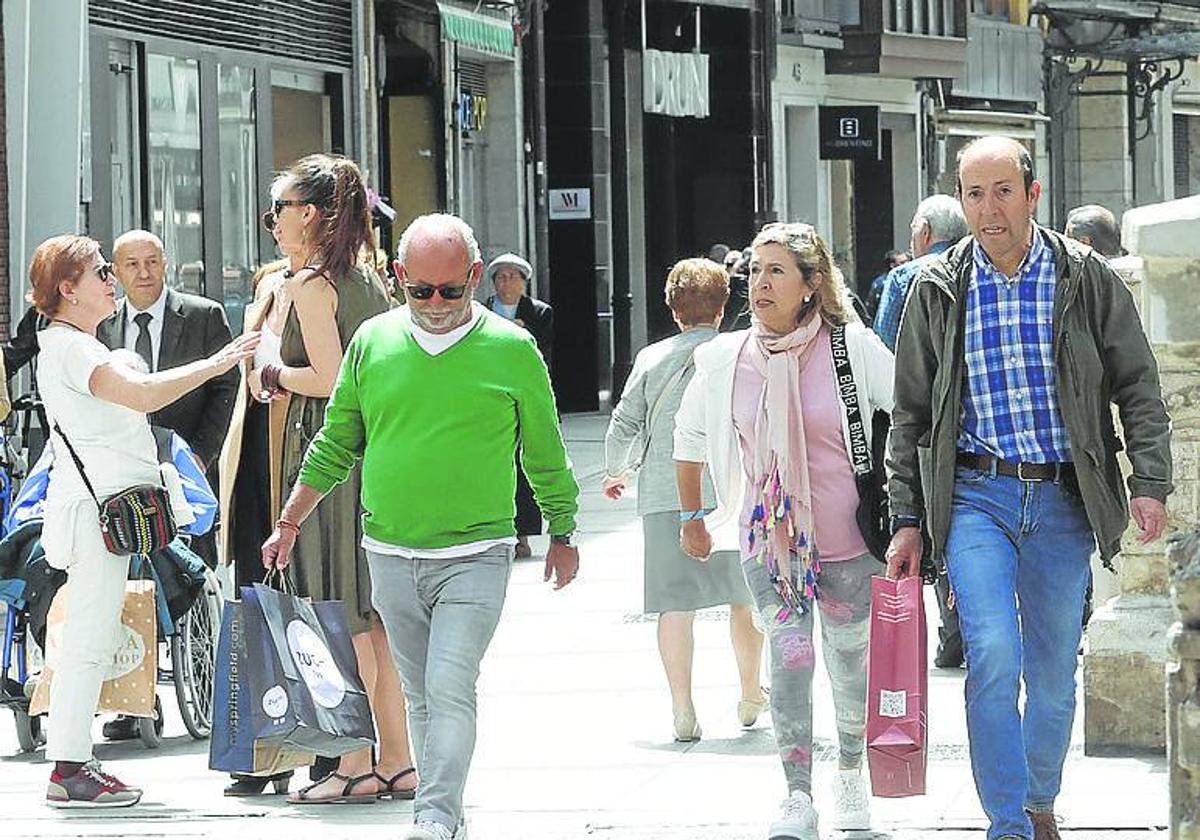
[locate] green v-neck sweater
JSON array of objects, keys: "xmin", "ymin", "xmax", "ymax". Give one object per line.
[{"xmin": 298, "ymin": 308, "xmax": 579, "ymax": 548}]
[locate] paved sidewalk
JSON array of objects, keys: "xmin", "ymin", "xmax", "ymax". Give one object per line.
[{"xmin": 0, "ymin": 413, "xmax": 1170, "ymax": 838}]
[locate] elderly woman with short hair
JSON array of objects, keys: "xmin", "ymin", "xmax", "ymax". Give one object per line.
[{"xmin": 603, "ymin": 258, "xmax": 766, "ymax": 743}]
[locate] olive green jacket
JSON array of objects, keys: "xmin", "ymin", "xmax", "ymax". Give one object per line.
[{"xmin": 886, "ymin": 226, "xmax": 1172, "ymax": 565}]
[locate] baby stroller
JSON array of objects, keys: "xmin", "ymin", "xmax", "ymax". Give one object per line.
[{"xmin": 0, "ymin": 419, "xmax": 223, "ymax": 751}]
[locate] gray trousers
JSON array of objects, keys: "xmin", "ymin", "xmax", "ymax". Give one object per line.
[
  {"xmin": 367, "ymin": 545, "xmax": 513, "ymax": 832},
  {"xmin": 741, "ymin": 552, "xmax": 876, "ymax": 795}
]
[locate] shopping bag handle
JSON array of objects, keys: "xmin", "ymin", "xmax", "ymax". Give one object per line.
[{"xmin": 262, "ymin": 566, "xmax": 297, "ymax": 594}]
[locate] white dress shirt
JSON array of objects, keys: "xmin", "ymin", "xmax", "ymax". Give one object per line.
[{"xmin": 123, "ymin": 286, "xmax": 169, "ymax": 370}]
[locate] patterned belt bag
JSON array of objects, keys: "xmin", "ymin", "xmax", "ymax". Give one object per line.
[{"xmin": 53, "ymin": 421, "xmax": 177, "ymax": 556}]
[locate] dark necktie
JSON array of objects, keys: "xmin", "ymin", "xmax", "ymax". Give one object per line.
[{"xmin": 133, "ymin": 311, "xmax": 154, "ymax": 372}]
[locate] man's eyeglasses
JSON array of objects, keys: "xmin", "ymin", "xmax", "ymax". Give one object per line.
[
  {"xmin": 260, "ymin": 199, "xmax": 307, "ymax": 231},
  {"xmin": 403, "ymin": 283, "xmax": 469, "ymax": 301}
]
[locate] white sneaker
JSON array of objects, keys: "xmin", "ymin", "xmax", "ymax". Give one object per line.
[
  {"xmin": 830, "ymin": 768, "xmax": 871, "ymax": 830},
  {"xmin": 768, "ymin": 791, "xmax": 819, "ymax": 840},
  {"xmin": 400, "ymin": 821, "xmax": 456, "ymax": 840}
]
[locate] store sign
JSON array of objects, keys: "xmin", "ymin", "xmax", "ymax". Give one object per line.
[
  {"xmin": 818, "ymin": 106, "xmax": 880, "ymax": 160},
  {"xmin": 549, "ymin": 188, "xmax": 592, "ymax": 221},
  {"xmin": 643, "ymin": 49, "xmax": 710, "ymax": 119},
  {"xmin": 459, "ymin": 92, "xmax": 488, "ymax": 132}
]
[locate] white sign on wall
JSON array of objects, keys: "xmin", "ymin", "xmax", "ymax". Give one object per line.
[
  {"xmin": 643, "ymin": 49, "xmax": 710, "ymax": 119},
  {"xmin": 549, "ymin": 188, "xmax": 592, "ymax": 220}
]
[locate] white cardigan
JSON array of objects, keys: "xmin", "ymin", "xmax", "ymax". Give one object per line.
[{"xmin": 672, "ymin": 321, "xmax": 895, "ymax": 551}]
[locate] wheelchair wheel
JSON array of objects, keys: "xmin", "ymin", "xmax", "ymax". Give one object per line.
[
  {"xmin": 172, "ymin": 568, "xmax": 222, "ymax": 740},
  {"xmin": 138, "ymin": 695, "xmax": 163, "ymax": 748},
  {"xmin": 14, "ymin": 709, "xmax": 44, "ymax": 753}
]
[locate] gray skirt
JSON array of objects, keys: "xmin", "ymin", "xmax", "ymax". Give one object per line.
[{"xmin": 643, "ymin": 511, "xmax": 753, "ymax": 614}]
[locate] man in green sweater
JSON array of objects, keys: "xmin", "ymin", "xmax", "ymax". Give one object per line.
[{"xmin": 262, "ymin": 213, "xmax": 580, "ymax": 840}]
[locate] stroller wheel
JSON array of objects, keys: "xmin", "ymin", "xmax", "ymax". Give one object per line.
[{"xmin": 14, "ymin": 709, "xmax": 44, "ymax": 753}]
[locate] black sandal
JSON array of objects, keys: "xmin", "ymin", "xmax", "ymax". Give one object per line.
[
  {"xmin": 373, "ymin": 767, "xmax": 417, "ymax": 800},
  {"xmin": 288, "ymin": 771, "xmax": 379, "ymax": 805}
]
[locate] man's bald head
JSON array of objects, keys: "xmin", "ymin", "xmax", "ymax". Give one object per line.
[
  {"xmin": 113, "ymin": 229, "xmax": 165, "ymax": 262},
  {"xmin": 956, "ymin": 136, "xmax": 1035, "ymax": 198},
  {"xmin": 396, "ymin": 213, "xmax": 480, "ymax": 270},
  {"xmin": 112, "ymin": 229, "xmax": 168, "ymax": 310}
]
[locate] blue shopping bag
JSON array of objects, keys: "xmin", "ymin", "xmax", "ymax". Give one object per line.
[
  {"xmin": 241, "ymin": 583, "xmax": 374, "ymax": 758},
  {"xmin": 208, "ymin": 597, "xmax": 314, "ymax": 775}
]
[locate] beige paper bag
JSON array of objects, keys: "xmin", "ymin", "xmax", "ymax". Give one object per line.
[{"xmin": 29, "ymin": 579, "xmax": 158, "ymax": 717}]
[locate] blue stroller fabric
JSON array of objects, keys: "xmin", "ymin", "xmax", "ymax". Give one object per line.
[{"xmin": 6, "ymin": 426, "xmax": 218, "ymax": 535}]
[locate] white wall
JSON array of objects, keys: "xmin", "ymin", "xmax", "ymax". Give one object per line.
[
  {"xmin": 771, "ymin": 45, "xmax": 921, "ymax": 262},
  {"xmin": 5, "ymin": 0, "xmax": 87, "ymax": 314}
]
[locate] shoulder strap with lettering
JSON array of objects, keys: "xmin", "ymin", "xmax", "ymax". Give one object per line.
[{"xmin": 829, "ymin": 324, "xmax": 872, "ymax": 476}]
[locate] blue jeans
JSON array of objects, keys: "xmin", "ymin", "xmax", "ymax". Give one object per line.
[
  {"xmin": 367, "ymin": 545, "xmax": 513, "ymax": 833},
  {"xmin": 944, "ymin": 466, "xmax": 1095, "ymax": 840}
]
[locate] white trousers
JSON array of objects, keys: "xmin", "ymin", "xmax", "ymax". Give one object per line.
[{"xmin": 42, "ymin": 499, "xmax": 130, "ymax": 762}]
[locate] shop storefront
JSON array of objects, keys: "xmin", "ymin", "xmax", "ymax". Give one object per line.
[
  {"xmin": 84, "ymin": 0, "xmax": 361, "ymax": 330},
  {"xmin": 634, "ymin": 0, "xmax": 770, "ymax": 341},
  {"xmin": 771, "ymin": 44, "xmax": 922, "ymax": 297}
]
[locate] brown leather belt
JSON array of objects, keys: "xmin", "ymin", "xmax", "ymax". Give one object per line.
[{"xmin": 956, "ymin": 452, "xmax": 1074, "ymax": 482}]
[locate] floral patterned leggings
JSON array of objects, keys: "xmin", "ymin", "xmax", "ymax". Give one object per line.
[{"xmin": 740, "ymin": 552, "xmax": 877, "ymax": 795}]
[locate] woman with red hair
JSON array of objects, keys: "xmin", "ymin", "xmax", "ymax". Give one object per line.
[{"xmin": 29, "ymin": 234, "xmax": 256, "ymax": 808}]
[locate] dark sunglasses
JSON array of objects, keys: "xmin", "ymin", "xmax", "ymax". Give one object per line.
[
  {"xmin": 260, "ymin": 199, "xmax": 307, "ymax": 231},
  {"xmin": 403, "ymin": 283, "xmax": 469, "ymax": 301},
  {"xmin": 96, "ymin": 261, "xmax": 115, "ymax": 282}
]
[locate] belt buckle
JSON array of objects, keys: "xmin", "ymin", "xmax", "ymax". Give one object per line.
[{"xmin": 1016, "ymin": 462, "xmax": 1036, "ymax": 482}]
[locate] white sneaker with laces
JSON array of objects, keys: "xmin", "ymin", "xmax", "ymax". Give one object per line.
[
  {"xmin": 830, "ymin": 768, "xmax": 871, "ymax": 830},
  {"xmin": 768, "ymin": 791, "xmax": 819, "ymax": 840},
  {"xmin": 400, "ymin": 820, "xmax": 455, "ymax": 840}
]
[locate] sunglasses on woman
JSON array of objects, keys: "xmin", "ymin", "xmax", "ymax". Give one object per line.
[
  {"xmin": 96, "ymin": 261, "xmax": 115, "ymax": 283},
  {"xmin": 260, "ymin": 199, "xmax": 307, "ymax": 231},
  {"xmin": 403, "ymin": 283, "xmax": 470, "ymax": 301}
]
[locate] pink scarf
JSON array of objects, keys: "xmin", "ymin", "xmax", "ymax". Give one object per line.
[{"xmin": 746, "ymin": 314, "xmax": 823, "ymax": 621}]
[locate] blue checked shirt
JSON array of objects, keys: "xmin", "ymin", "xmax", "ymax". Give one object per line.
[
  {"xmin": 872, "ymin": 241, "xmax": 952, "ymax": 351},
  {"xmin": 957, "ymin": 229, "xmax": 1073, "ymax": 464}
]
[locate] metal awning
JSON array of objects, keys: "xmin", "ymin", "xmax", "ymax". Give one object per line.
[{"xmin": 437, "ymin": 3, "xmax": 514, "ymax": 58}]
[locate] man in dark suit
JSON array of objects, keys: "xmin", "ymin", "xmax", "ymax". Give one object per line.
[
  {"xmin": 97, "ymin": 229, "xmax": 238, "ymax": 740},
  {"xmin": 484, "ymin": 253, "xmax": 554, "ymax": 558}
]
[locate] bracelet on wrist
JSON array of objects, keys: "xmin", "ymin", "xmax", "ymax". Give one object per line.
[
  {"xmin": 276, "ymin": 518, "xmax": 301, "ymax": 536},
  {"xmin": 260, "ymin": 363, "xmax": 286, "ymax": 395}
]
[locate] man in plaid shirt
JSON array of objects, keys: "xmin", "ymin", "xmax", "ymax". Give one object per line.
[{"xmin": 885, "ymin": 136, "xmax": 1171, "ymax": 840}]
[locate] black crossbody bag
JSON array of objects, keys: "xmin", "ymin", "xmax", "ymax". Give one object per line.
[
  {"xmin": 830, "ymin": 324, "xmax": 890, "ymax": 561},
  {"xmin": 53, "ymin": 422, "xmax": 177, "ymax": 556}
]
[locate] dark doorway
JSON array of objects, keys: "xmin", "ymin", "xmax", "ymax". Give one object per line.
[
  {"xmin": 851, "ymin": 129, "xmax": 894, "ymax": 300},
  {"xmin": 641, "ymin": 4, "xmax": 757, "ymax": 343}
]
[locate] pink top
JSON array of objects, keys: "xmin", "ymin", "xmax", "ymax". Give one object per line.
[{"xmin": 732, "ymin": 326, "xmax": 868, "ymax": 563}]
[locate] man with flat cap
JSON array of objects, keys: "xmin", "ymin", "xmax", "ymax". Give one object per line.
[{"xmin": 484, "ymin": 253, "xmax": 555, "ymax": 558}]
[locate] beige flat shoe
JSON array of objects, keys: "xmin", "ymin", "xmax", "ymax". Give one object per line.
[
  {"xmin": 737, "ymin": 693, "xmax": 769, "ymax": 728},
  {"xmin": 672, "ymin": 708, "xmax": 701, "ymax": 742}
]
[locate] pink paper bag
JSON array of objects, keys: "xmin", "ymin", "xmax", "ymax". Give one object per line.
[{"xmin": 866, "ymin": 574, "xmax": 928, "ymax": 797}]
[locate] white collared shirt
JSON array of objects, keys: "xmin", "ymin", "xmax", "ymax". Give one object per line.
[
  {"xmin": 123, "ymin": 286, "xmax": 169, "ymax": 370},
  {"xmin": 399, "ymin": 302, "xmax": 482, "ymax": 355}
]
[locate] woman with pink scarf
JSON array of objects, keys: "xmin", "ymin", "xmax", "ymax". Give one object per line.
[{"xmin": 674, "ymin": 223, "xmax": 894, "ymax": 840}]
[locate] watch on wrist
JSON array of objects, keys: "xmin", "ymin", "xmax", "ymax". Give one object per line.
[
  {"xmin": 550, "ymin": 532, "xmax": 574, "ymax": 548},
  {"xmin": 890, "ymin": 515, "xmax": 921, "ymax": 535}
]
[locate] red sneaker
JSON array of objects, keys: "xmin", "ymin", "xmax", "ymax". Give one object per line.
[{"xmin": 46, "ymin": 761, "xmax": 143, "ymax": 808}]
